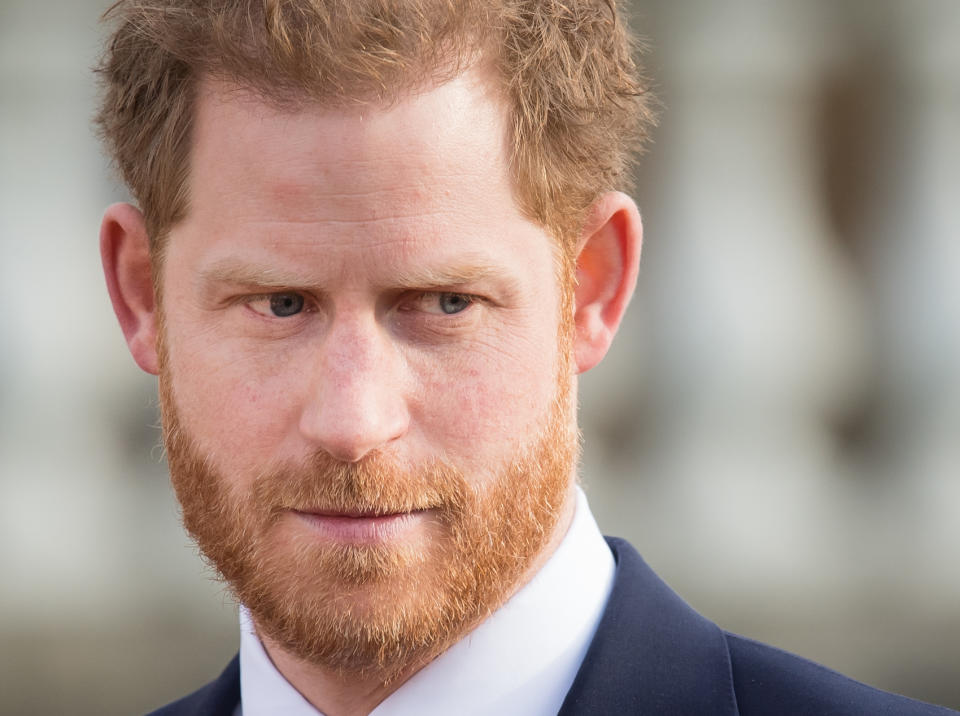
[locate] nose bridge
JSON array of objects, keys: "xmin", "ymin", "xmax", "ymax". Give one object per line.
[
  {"xmin": 300, "ymin": 309, "xmax": 409, "ymax": 461},
  {"xmin": 325, "ymin": 312, "xmax": 381, "ymax": 381}
]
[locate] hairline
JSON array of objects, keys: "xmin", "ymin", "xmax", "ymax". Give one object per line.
[{"xmin": 149, "ymin": 61, "xmax": 580, "ymax": 277}]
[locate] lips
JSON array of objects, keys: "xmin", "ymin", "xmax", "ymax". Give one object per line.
[
  {"xmin": 290, "ymin": 508, "xmax": 431, "ymax": 544},
  {"xmin": 299, "ymin": 509, "xmax": 412, "ymax": 519}
]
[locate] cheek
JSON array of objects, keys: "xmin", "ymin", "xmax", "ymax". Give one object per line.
[
  {"xmin": 164, "ymin": 331, "xmax": 303, "ymax": 472},
  {"xmin": 407, "ymin": 328, "xmax": 560, "ymax": 470}
]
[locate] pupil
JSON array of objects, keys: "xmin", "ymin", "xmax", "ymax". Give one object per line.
[
  {"xmin": 441, "ymin": 294, "xmax": 467, "ymax": 314},
  {"xmin": 270, "ymin": 293, "xmax": 304, "ymax": 317}
]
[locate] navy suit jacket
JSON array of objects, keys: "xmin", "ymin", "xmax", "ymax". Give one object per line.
[{"xmin": 148, "ymin": 538, "xmax": 957, "ymax": 715}]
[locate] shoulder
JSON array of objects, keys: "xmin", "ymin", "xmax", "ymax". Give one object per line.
[
  {"xmin": 724, "ymin": 632, "xmax": 957, "ymax": 716},
  {"xmin": 567, "ymin": 538, "xmax": 958, "ymax": 716},
  {"xmin": 145, "ymin": 655, "xmax": 241, "ymax": 716}
]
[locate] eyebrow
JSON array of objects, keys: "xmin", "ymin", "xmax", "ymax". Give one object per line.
[
  {"xmin": 199, "ymin": 261, "xmax": 314, "ymax": 289},
  {"xmin": 198, "ymin": 258, "xmax": 522, "ymax": 297},
  {"xmin": 393, "ymin": 263, "xmax": 511, "ymax": 290}
]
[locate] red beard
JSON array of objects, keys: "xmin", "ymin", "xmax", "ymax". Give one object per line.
[{"xmin": 159, "ymin": 352, "xmax": 578, "ymax": 680}]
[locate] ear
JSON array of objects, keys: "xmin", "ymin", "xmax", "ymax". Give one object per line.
[
  {"xmin": 100, "ymin": 203, "xmax": 160, "ymax": 375},
  {"xmin": 572, "ymin": 191, "xmax": 643, "ymax": 374}
]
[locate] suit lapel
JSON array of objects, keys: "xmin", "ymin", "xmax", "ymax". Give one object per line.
[
  {"xmin": 557, "ymin": 538, "xmax": 739, "ymax": 716},
  {"xmin": 154, "ymin": 655, "xmax": 241, "ymax": 716},
  {"xmin": 200, "ymin": 655, "xmax": 242, "ymax": 716}
]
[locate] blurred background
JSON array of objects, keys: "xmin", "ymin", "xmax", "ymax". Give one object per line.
[{"xmin": 1, "ymin": 0, "xmax": 958, "ymax": 713}]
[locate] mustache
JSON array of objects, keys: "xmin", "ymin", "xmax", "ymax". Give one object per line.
[{"xmin": 251, "ymin": 450, "xmax": 470, "ymax": 518}]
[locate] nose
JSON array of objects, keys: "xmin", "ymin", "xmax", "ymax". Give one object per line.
[{"xmin": 298, "ymin": 315, "xmax": 410, "ymax": 462}]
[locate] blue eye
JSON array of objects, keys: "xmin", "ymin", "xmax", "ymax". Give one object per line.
[
  {"xmin": 269, "ymin": 293, "xmax": 305, "ymax": 317},
  {"xmin": 438, "ymin": 293, "xmax": 472, "ymax": 314}
]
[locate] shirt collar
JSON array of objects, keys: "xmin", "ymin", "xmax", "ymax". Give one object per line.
[{"xmin": 238, "ymin": 487, "xmax": 615, "ymax": 716}]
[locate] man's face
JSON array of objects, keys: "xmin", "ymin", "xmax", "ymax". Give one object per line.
[{"xmin": 156, "ymin": 71, "xmax": 579, "ymax": 674}]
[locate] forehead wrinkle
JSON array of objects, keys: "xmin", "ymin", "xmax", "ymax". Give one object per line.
[
  {"xmin": 249, "ymin": 210, "xmax": 453, "ymax": 227},
  {"xmin": 196, "ymin": 252, "xmax": 524, "ymax": 296},
  {"xmin": 198, "ymin": 181, "xmax": 486, "ymax": 228}
]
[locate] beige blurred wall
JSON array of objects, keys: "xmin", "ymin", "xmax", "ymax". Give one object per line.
[{"xmin": 1, "ymin": 1, "xmax": 958, "ymax": 713}]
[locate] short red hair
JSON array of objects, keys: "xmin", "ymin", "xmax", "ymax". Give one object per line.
[{"xmin": 95, "ymin": 0, "xmax": 655, "ymax": 255}]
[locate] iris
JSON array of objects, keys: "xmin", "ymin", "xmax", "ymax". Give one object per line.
[{"xmin": 270, "ymin": 293, "xmax": 304, "ymax": 317}]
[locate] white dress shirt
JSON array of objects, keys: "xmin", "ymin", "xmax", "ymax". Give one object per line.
[{"xmin": 235, "ymin": 487, "xmax": 615, "ymax": 716}]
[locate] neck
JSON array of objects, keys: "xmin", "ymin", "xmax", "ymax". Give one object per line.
[{"xmin": 256, "ymin": 484, "xmax": 577, "ymax": 716}]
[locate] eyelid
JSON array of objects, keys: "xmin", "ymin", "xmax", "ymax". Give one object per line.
[
  {"xmin": 233, "ymin": 288, "xmax": 484, "ymax": 316},
  {"xmin": 240, "ymin": 290, "xmax": 316, "ymax": 317},
  {"xmin": 403, "ymin": 290, "xmax": 481, "ymax": 316},
  {"xmin": 417, "ymin": 290, "xmax": 476, "ymax": 300}
]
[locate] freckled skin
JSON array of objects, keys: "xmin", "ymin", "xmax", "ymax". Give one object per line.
[
  {"xmin": 99, "ymin": 35, "xmax": 645, "ymax": 709},
  {"xmin": 161, "ymin": 73, "xmax": 566, "ymax": 485},
  {"xmin": 102, "ymin": 59, "xmax": 644, "ymax": 714},
  {"xmin": 149, "ymin": 70, "xmax": 579, "ymax": 714}
]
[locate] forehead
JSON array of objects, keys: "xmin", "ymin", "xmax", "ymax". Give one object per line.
[
  {"xmin": 188, "ymin": 70, "xmax": 511, "ymax": 223},
  {"xmin": 173, "ymin": 70, "xmax": 560, "ymax": 288}
]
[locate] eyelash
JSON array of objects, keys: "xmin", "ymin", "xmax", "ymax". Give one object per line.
[
  {"xmin": 240, "ymin": 292, "xmax": 316, "ymax": 318},
  {"xmin": 239, "ymin": 291, "xmax": 482, "ymax": 319},
  {"xmin": 402, "ymin": 292, "xmax": 478, "ymax": 316}
]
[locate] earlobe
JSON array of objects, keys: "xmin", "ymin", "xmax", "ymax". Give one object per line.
[
  {"xmin": 100, "ymin": 203, "xmax": 160, "ymax": 375},
  {"xmin": 572, "ymin": 192, "xmax": 642, "ymax": 374}
]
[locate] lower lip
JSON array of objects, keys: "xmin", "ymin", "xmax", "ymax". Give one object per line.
[{"xmin": 292, "ymin": 510, "xmax": 428, "ymax": 544}]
